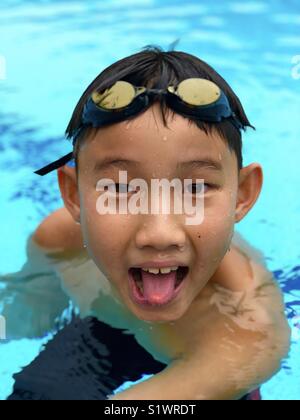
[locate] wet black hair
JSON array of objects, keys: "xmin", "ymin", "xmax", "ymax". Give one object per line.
[{"xmin": 65, "ymin": 44, "xmax": 254, "ymax": 173}]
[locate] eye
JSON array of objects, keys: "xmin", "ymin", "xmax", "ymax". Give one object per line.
[
  {"xmin": 108, "ymin": 183, "xmax": 138, "ymax": 195},
  {"xmin": 184, "ymin": 183, "xmax": 210, "ymax": 195}
]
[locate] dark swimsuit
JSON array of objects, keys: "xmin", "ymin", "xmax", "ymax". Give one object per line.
[{"xmin": 7, "ymin": 316, "xmax": 261, "ymax": 401}]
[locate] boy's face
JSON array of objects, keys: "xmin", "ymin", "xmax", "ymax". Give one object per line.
[{"xmin": 69, "ymin": 103, "xmax": 242, "ymax": 322}]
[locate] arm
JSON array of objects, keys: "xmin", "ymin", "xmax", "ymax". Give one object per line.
[
  {"xmin": 0, "ymin": 208, "xmax": 85, "ymax": 340},
  {"xmin": 110, "ymin": 247, "xmax": 291, "ymax": 400},
  {"xmin": 32, "ymin": 207, "xmax": 84, "ymax": 253},
  {"xmin": 0, "ymin": 230, "xmax": 71, "ymax": 340},
  {"xmin": 110, "ymin": 303, "xmax": 290, "ymax": 401}
]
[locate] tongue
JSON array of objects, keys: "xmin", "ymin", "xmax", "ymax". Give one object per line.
[{"xmin": 141, "ymin": 271, "xmax": 177, "ymax": 305}]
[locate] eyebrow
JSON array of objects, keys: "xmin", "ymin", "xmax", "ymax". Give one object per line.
[
  {"xmin": 93, "ymin": 158, "xmax": 139, "ymax": 172},
  {"xmin": 177, "ymin": 159, "xmax": 223, "ymax": 172},
  {"xmin": 93, "ymin": 157, "xmax": 223, "ymax": 173}
]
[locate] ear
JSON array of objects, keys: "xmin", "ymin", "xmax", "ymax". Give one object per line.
[
  {"xmin": 235, "ymin": 163, "xmax": 263, "ymax": 223},
  {"xmin": 57, "ymin": 166, "xmax": 81, "ymax": 224}
]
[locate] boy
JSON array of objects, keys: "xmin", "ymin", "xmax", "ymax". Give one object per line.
[{"xmin": 12, "ymin": 47, "xmax": 292, "ymax": 399}]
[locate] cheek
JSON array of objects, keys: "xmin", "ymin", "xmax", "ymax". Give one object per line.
[
  {"xmin": 79, "ymin": 191, "xmax": 131, "ymax": 272},
  {"xmin": 85, "ymin": 216, "xmax": 130, "ymax": 271},
  {"xmin": 193, "ymin": 195, "xmax": 236, "ymax": 264},
  {"xmin": 204, "ymin": 190, "xmax": 237, "ymax": 229}
]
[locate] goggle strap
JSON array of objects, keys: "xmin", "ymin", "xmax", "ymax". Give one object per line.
[{"xmin": 34, "ymin": 152, "xmax": 74, "ymax": 176}]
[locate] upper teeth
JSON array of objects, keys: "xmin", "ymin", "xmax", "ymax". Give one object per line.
[{"xmin": 142, "ymin": 266, "xmax": 179, "ymax": 275}]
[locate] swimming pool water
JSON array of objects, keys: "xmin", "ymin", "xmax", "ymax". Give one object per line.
[{"xmin": 0, "ymin": 0, "xmax": 299, "ymax": 400}]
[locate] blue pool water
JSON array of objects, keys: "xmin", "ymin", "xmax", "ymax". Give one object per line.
[{"xmin": 0, "ymin": 0, "xmax": 299, "ymax": 400}]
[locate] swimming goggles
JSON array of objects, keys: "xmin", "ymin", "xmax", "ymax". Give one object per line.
[{"xmin": 35, "ymin": 78, "xmax": 243, "ymax": 176}]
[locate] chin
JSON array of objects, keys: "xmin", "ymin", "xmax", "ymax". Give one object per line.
[{"xmin": 128, "ymin": 300, "xmax": 189, "ymax": 324}]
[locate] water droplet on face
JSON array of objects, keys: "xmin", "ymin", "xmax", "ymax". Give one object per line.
[
  {"xmin": 219, "ymin": 154, "xmax": 222, "ymax": 161},
  {"xmin": 162, "ymin": 136, "xmax": 168, "ymax": 142}
]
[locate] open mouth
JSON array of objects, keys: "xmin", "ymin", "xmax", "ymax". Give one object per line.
[{"xmin": 128, "ymin": 266, "xmax": 189, "ymax": 307}]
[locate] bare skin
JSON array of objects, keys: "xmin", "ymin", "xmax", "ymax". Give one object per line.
[{"xmin": 33, "ymin": 209, "xmax": 290, "ymax": 400}]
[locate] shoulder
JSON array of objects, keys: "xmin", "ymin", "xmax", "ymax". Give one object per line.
[
  {"xmin": 211, "ymin": 230, "xmax": 272, "ymax": 292},
  {"xmin": 210, "ymin": 245, "xmax": 256, "ymax": 292},
  {"xmin": 33, "ymin": 207, "xmax": 84, "ymax": 253}
]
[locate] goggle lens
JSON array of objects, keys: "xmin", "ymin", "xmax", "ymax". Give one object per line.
[
  {"xmin": 92, "ymin": 81, "xmax": 140, "ymax": 110},
  {"xmin": 173, "ymin": 78, "xmax": 221, "ymax": 106}
]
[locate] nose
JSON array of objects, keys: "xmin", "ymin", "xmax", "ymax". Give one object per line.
[{"xmin": 134, "ymin": 214, "xmax": 187, "ymax": 251}]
